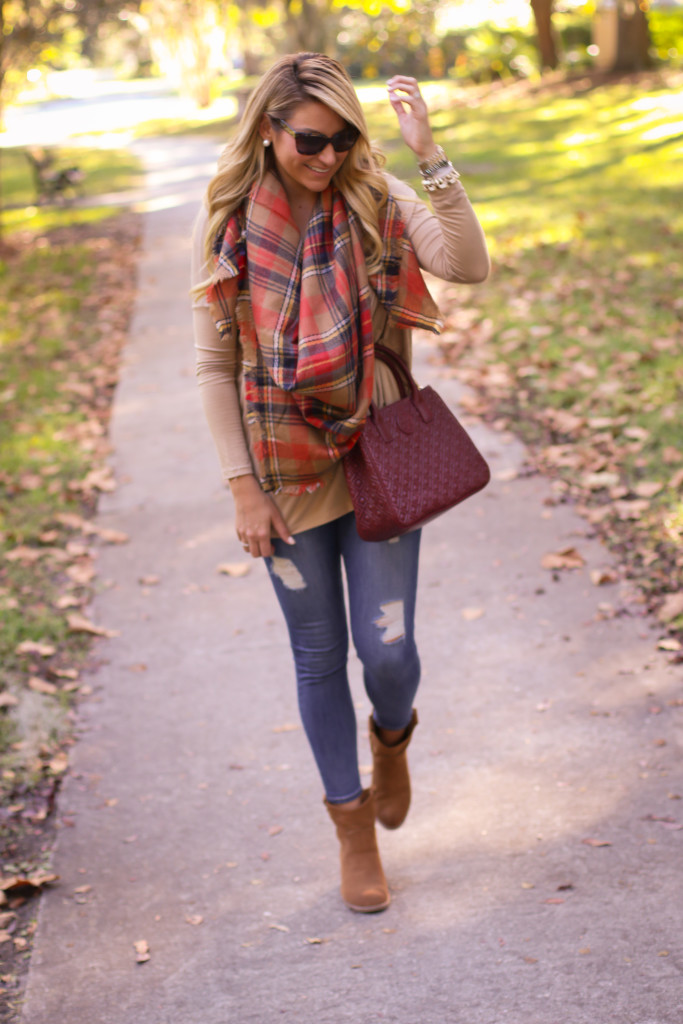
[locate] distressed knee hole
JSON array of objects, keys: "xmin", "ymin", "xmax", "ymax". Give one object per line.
[
  {"xmin": 270, "ymin": 556, "xmax": 307, "ymax": 591},
  {"xmin": 374, "ymin": 600, "xmax": 405, "ymax": 644}
]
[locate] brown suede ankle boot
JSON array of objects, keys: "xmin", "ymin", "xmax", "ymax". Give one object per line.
[
  {"xmin": 369, "ymin": 708, "xmax": 418, "ymax": 830},
  {"xmin": 325, "ymin": 789, "xmax": 390, "ymax": 913}
]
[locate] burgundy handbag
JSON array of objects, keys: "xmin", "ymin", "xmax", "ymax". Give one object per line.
[{"xmin": 343, "ymin": 344, "xmax": 491, "ymax": 542}]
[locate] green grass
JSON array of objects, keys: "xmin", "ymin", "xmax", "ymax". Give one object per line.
[
  {"xmin": 0, "ymin": 145, "xmax": 142, "ymax": 234},
  {"xmin": 0, "ymin": 143, "xmax": 141, "ymax": 793},
  {"xmin": 371, "ymin": 71, "xmax": 683, "ymax": 618}
]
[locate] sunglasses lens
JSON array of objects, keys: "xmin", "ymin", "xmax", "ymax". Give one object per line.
[
  {"xmin": 334, "ymin": 127, "xmax": 359, "ymax": 152},
  {"xmin": 292, "ymin": 127, "xmax": 359, "ymax": 155},
  {"xmin": 295, "ymin": 135, "xmax": 326, "ymax": 156}
]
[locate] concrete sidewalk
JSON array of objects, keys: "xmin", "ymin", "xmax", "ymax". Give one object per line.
[{"xmin": 21, "ymin": 138, "xmax": 683, "ymax": 1024}]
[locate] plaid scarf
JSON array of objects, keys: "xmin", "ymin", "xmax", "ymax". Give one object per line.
[{"xmin": 207, "ymin": 171, "xmax": 442, "ymax": 493}]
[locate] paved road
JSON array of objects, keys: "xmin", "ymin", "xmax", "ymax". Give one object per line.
[{"xmin": 20, "ymin": 137, "xmax": 683, "ymax": 1024}]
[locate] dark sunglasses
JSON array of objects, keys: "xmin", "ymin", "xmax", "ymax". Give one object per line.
[{"xmin": 272, "ymin": 117, "xmax": 360, "ymax": 156}]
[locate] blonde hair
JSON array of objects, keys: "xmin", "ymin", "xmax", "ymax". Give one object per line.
[{"xmin": 197, "ymin": 52, "xmax": 388, "ymax": 293}]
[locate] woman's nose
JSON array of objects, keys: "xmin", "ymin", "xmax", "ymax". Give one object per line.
[{"xmin": 317, "ymin": 142, "xmax": 338, "ymax": 165}]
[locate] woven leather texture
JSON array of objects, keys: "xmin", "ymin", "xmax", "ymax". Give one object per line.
[{"xmin": 344, "ymin": 348, "xmax": 491, "ymax": 542}]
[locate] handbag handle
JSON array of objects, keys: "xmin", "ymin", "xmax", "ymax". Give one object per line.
[{"xmin": 373, "ymin": 343, "xmax": 433, "ymax": 421}]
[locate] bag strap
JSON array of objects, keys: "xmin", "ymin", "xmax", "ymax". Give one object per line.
[
  {"xmin": 372, "ymin": 343, "xmax": 433, "ymax": 427},
  {"xmin": 374, "ymin": 343, "xmax": 417, "ymax": 399}
]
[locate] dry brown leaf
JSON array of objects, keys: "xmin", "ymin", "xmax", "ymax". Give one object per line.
[
  {"xmin": 658, "ymin": 638, "xmax": 682, "ymax": 652},
  {"xmin": 134, "ymin": 939, "xmax": 150, "ymax": 963},
  {"xmin": 613, "ymin": 499, "xmax": 650, "ymax": 520},
  {"xmin": 0, "ymin": 694, "xmax": 19, "ymax": 709},
  {"xmin": 5, "ymin": 546, "xmax": 42, "ymax": 564},
  {"xmin": 28, "ymin": 677, "xmax": 58, "ymax": 696},
  {"xmin": 305, "ymin": 937, "xmax": 324, "ymax": 945},
  {"xmin": 462, "ymin": 607, "xmax": 485, "ymax": 621},
  {"xmin": 541, "ymin": 547, "xmax": 585, "ymax": 571},
  {"xmin": 217, "ymin": 562, "xmax": 251, "ymax": 578},
  {"xmin": 67, "ymin": 613, "xmax": 120, "ymax": 638},
  {"xmin": 268, "ymin": 825, "xmax": 283, "ymax": 837},
  {"xmin": 581, "ymin": 471, "xmax": 620, "ymax": 491},
  {"xmin": 138, "ymin": 575, "xmax": 160, "ymax": 586},
  {"xmin": 590, "ymin": 568, "xmax": 618, "ymax": 586},
  {"xmin": 54, "ymin": 594, "xmax": 83, "ymax": 610},
  {"xmin": 272, "ymin": 722, "xmax": 299, "ymax": 733},
  {"xmin": 185, "ymin": 915, "xmax": 203, "ymax": 926},
  {"xmin": 0, "ymin": 872, "xmax": 59, "ymax": 893},
  {"xmin": 634, "ymin": 481, "xmax": 663, "ymax": 499},
  {"xmin": 0, "ymin": 931, "xmax": 12, "ymax": 945},
  {"xmin": 94, "ymin": 528, "xmax": 129, "ymax": 544},
  {"xmin": 65, "ymin": 563, "xmax": 96, "ymax": 586},
  {"xmin": 657, "ymin": 593, "xmax": 683, "ymax": 623},
  {"xmin": 49, "ymin": 752, "xmax": 69, "ymax": 774},
  {"xmin": 15, "ymin": 640, "xmax": 56, "ymax": 657},
  {"xmin": 582, "ymin": 838, "xmax": 612, "ymax": 847}
]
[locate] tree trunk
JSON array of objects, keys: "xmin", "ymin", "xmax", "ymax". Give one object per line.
[
  {"xmin": 285, "ymin": 0, "xmax": 330, "ymax": 57},
  {"xmin": 614, "ymin": 0, "xmax": 651, "ymax": 71},
  {"xmin": 530, "ymin": 0, "xmax": 559, "ymax": 70}
]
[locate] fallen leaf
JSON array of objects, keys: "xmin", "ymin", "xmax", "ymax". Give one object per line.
[
  {"xmin": 271, "ymin": 723, "xmax": 299, "ymax": 733},
  {"xmin": 134, "ymin": 939, "xmax": 150, "ymax": 963},
  {"xmin": 582, "ymin": 838, "xmax": 611, "ymax": 847},
  {"xmin": 305, "ymin": 937, "xmax": 324, "ymax": 944},
  {"xmin": 269, "ymin": 923, "xmax": 290, "ymax": 933},
  {"xmin": 67, "ymin": 613, "xmax": 120, "ymax": 638},
  {"xmin": 268, "ymin": 825, "xmax": 283, "ymax": 836},
  {"xmin": 217, "ymin": 562, "xmax": 251, "ymax": 578},
  {"xmin": 590, "ymin": 568, "xmax": 618, "ymax": 586},
  {"xmin": 138, "ymin": 575, "xmax": 160, "ymax": 586},
  {"xmin": 634, "ymin": 481, "xmax": 662, "ymax": 499},
  {"xmin": 579, "ymin": 947, "xmax": 591, "ymax": 955},
  {"xmin": 0, "ymin": 694, "xmax": 19, "ymax": 709},
  {"xmin": 65, "ymin": 563, "xmax": 96, "ymax": 586},
  {"xmin": 462, "ymin": 607, "xmax": 485, "ymax": 621},
  {"xmin": 0, "ymin": 872, "xmax": 58, "ymax": 894},
  {"xmin": 28, "ymin": 677, "xmax": 58, "ymax": 696},
  {"xmin": 15, "ymin": 640, "xmax": 56, "ymax": 657},
  {"xmin": 185, "ymin": 915, "xmax": 203, "ymax": 926},
  {"xmin": 658, "ymin": 638, "xmax": 682, "ymax": 652},
  {"xmin": 543, "ymin": 898, "xmax": 565, "ymax": 905},
  {"xmin": 49, "ymin": 753, "xmax": 69, "ymax": 774},
  {"xmin": 95, "ymin": 528, "xmax": 129, "ymax": 544},
  {"xmin": 657, "ymin": 593, "xmax": 683, "ymax": 623},
  {"xmin": 541, "ymin": 547, "xmax": 585, "ymax": 570},
  {"xmin": 0, "ymin": 931, "xmax": 12, "ymax": 945},
  {"xmin": 5, "ymin": 546, "xmax": 42, "ymax": 564}
]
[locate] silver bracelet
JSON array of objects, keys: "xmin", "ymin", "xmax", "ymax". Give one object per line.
[{"xmin": 421, "ymin": 166, "xmax": 461, "ymax": 192}]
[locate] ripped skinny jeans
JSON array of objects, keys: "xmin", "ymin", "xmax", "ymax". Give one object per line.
[{"xmin": 265, "ymin": 511, "xmax": 421, "ymax": 804}]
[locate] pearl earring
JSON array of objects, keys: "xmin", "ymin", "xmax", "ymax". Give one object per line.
[{"xmin": 263, "ymin": 138, "xmax": 271, "ymax": 148}]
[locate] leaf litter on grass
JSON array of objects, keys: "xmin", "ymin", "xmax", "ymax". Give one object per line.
[{"xmin": 419, "ymin": 71, "xmax": 683, "ymax": 649}]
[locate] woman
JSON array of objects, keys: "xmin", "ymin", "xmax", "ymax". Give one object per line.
[{"xmin": 192, "ymin": 52, "xmax": 489, "ymax": 913}]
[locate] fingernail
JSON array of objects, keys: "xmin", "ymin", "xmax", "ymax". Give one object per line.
[{"xmin": 286, "ymin": 536, "xmax": 296, "ymax": 545}]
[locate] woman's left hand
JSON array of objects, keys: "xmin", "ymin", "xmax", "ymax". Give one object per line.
[{"xmin": 386, "ymin": 76, "xmax": 437, "ymax": 164}]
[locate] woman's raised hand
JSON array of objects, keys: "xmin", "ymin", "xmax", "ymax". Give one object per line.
[
  {"xmin": 386, "ymin": 75, "xmax": 438, "ymax": 164},
  {"xmin": 230, "ymin": 474, "xmax": 295, "ymax": 559}
]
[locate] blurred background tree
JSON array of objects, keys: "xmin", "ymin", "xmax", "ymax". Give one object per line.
[{"xmin": 2, "ymin": 0, "xmax": 681, "ymax": 113}]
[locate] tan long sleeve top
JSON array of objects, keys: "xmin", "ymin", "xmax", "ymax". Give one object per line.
[{"xmin": 192, "ymin": 171, "xmax": 489, "ymax": 535}]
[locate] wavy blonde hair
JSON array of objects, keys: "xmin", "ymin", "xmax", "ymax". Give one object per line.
[{"xmin": 196, "ymin": 52, "xmax": 388, "ymax": 293}]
